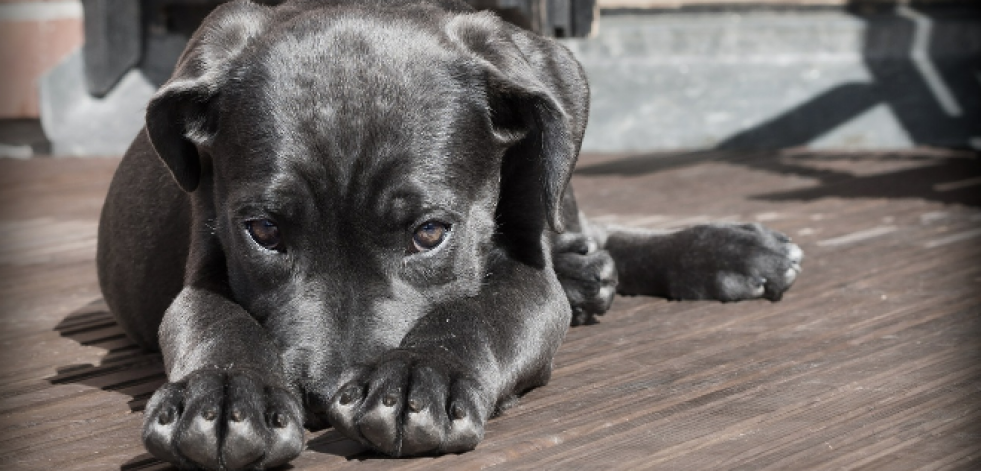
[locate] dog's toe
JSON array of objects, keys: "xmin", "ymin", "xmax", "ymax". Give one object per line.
[
  {"xmin": 758, "ymin": 242, "xmax": 803, "ymax": 301},
  {"xmin": 716, "ymin": 273, "xmax": 767, "ymax": 302},
  {"xmin": 753, "ymin": 277, "xmax": 766, "ymax": 298},
  {"xmin": 784, "ymin": 265, "xmax": 799, "ymax": 285},
  {"xmin": 401, "ymin": 404, "xmax": 445, "ymax": 455},
  {"xmin": 441, "ymin": 380, "xmax": 484, "ymax": 453},
  {"xmin": 143, "ymin": 383, "xmax": 187, "ymax": 468},
  {"xmin": 357, "ymin": 364, "xmax": 409, "ymax": 455},
  {"xmin": 400, "ymin": 366, "xmax": 448, "ymax": 455},
  {"xmin": 788, "ymin": 243, "xmax": 802, "ymax": 261}
]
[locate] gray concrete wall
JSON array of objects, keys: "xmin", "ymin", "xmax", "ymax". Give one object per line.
[{"xmin": 562, "ymin": 4, "xmax": 981, "ymax": 152}]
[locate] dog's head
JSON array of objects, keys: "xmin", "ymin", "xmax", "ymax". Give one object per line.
[{"xmin": 144, "ymin": 0, "xmax": 587, "ymax": 388}]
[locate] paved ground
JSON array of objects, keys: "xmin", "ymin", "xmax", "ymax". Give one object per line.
[{"xmin": 0, "ymin": 149, "xmax": 979, "ymax": 470}]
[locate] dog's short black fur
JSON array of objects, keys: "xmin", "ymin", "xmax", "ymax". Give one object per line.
[{"xmin": 97, "ymin": 0, "xmax": 803, "ymax": 468}]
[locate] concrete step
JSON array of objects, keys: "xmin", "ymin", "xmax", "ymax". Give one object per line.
[{"xmin": 562, "ymin": 2, "xmax": 981, "ymax": 152}]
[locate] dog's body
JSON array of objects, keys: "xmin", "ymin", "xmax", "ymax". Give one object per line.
[{"xmin": 97, "ymin": 0, "xmax": 802, "ymax": 468}]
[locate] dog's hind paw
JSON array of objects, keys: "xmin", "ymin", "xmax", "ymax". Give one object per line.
[
  {"xmin": 327, "ymin": 351, "xmax": 489, "ymax": 456},
  {"xmin": 632, "ymin": 223, "xmax": 803, "ymax": 302},
  {"xmin": 142, "ymin": 369, "xmax": 304, "ymax": 471}
]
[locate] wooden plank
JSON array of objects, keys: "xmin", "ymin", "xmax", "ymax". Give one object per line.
[{"xmin": 0, "ymin": 150, "xmax": 978, "ymax": 470}]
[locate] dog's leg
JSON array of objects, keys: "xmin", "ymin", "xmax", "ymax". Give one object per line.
[
  {"xmin": 585, "ymin": 219, "xmax": 803, "ymax": 302},
  {"xmin": 98, "ymin": 132, "xmax": 190, "ymax": 350},
  {"xmin": 141, "ymin": 287, "xmax": 304, "ymax": 470},
  {"xmin": 326, "ymin": 256, "xmax": 570, "ymax": 457},
  {"xmin": 99, "ymin": 132, "xmax": 305, "ymax": 469}
]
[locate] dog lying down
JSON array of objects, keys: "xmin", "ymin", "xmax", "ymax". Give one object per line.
[{"xmin": 96, "ymin": 0, "xmax": 803, "ymax": 468}]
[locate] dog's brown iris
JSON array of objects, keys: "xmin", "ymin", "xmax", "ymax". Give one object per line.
[
  {"xmin": 246, "ymin": 219, "xmax": 281, "ymax": 251},
  {"xmin": 412, "ymin": 221, "xmax": 448, "ymax": 252}
]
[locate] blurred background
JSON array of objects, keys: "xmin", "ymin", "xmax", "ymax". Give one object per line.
[
  {"xmin": 1, "ymin": 4, "xmax": 979, "ymax": 468},
  {"xmin": 0, "ymin": 0, "xmax": 978, "ymax": 158}
]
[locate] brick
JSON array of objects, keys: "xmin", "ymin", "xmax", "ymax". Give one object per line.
[{"xmin": 0, "ymin": 5, "xmax": 83, "ymax": 118}]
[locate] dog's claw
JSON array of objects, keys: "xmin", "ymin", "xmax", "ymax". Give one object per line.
[
  {"xmin": 272, "ymin": 412, "xmax": 288, "ymax": 428},
  {"xmin": 339, "ymin": 391, "xmax": 353, "ymax": 405},
  {"xmin": 383, "ymin": 392, "xmax": 398, "ymax": 407},
  {"xmin": 157, "ymin": 408, "xmax": 174, "ymax": 425},
  {"xmin": 451, "ymin": 404, "xmax": 467, "ymax": 420}
]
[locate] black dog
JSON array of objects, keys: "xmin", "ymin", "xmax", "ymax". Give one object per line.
[{"xmin": 97, "ymin": 0, "xmax": 802, "ymax": 468}]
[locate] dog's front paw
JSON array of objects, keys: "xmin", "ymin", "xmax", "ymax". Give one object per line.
[
  {"xmin": 661, "ymin": 223, "xmax": 803, "ymax": 302},
  {"xmin": 553, "ymin": 233, "xmax": 618, "ymax": 325},
  {"xmin": 142, "ymin": 369, "xmax": 304, "ymax": 471},
  {"xmin": 327, "ymin": 351, "xmax": 489, "ymax": 456}
]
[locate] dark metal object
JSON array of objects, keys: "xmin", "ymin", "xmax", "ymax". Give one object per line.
[
  {"xmin": 81, "ymin": 0, "xmax": 142, "ymax": 97},
  {"xmin": 471, "ymin": 0, "xmax": 596, "ymax": 37},
  {"xmin": 78, "ymin": 0, "xmax": 596, "ymax": 99}
]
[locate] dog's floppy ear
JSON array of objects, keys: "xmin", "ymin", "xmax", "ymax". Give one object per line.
[
  {"xmin": 447, "ymin": 12, "xmax": 589, "ymax": 233},
  {"xmin": 145, "ymin": 1, "xmax": 272, "ymax": 192}
]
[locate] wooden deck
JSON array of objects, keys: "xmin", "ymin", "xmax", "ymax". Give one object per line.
[{"xmin": 1, "ymin": 149, "xmax": 979, "ymax": 470}]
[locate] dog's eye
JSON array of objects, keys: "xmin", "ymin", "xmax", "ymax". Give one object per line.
[
  {"xmin": 411, "ymin": 220, "xmax": 449, "ymax": 253},
  {"xmin": 245, "ymin": 219, "xmax": 282, "ymax": 251}
]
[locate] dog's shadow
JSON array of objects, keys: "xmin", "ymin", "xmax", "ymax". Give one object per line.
[
  {"xmin": 576, "ymin": 150, "xmax": 981, "ymax": 209},
  {"xmin": 48, "ymin": 299, "xmax": 165, "ymax": 413},
  {"xmin": 47, "ymin": 300, "xmax": 174, "ymax": 470}
]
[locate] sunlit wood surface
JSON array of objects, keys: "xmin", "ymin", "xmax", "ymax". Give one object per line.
[{"xmin": 1, "ymin": 149, "xmax": 978, "ymax": 470}]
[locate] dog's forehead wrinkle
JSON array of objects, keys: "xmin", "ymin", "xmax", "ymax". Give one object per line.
[
  {"xmin": 263, "ymin": 13, "xmax": 461, "ymax": 96},
  {"xmin": 255, "ymin": 89, "xmax": 467, "ymax": 201},
  {"xmin": 223, "ymin": 174, "xmax": 308, "ymax": 222},
  {"xmin": 254, "ymin": 14, "xmax": 475, "ymax": 134},
  {"xmin": 256, "ymin": 128, "xmax": 480, "ymax": 227}
]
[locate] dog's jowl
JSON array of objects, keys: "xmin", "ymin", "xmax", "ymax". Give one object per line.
[{"xmin": 96, "ymin": 0, "xmax": 803, "ymax": 468}]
